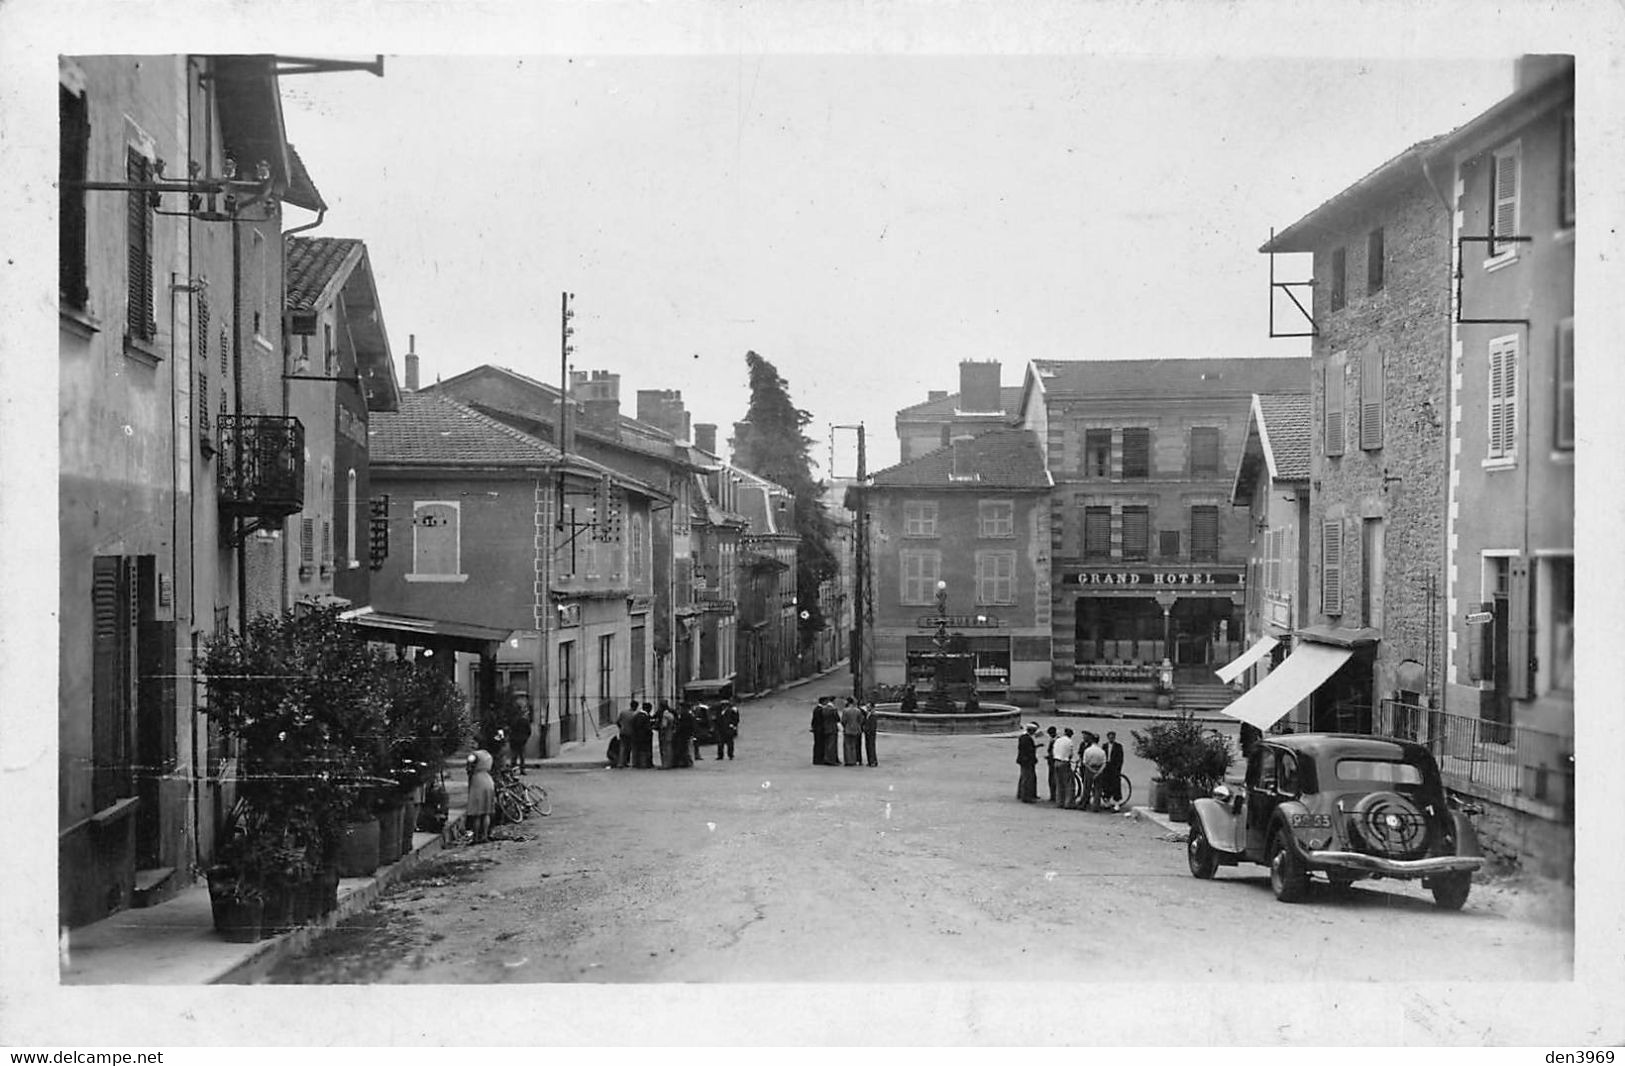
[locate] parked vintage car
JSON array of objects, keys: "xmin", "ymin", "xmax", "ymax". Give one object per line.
[
  {"xmin": 1185, "ymin": 733, "xmax": 1484, "ymax": 909},
  {"xmin": 683, "ymin": 679, "xmax": 736, "ymax": 745}
]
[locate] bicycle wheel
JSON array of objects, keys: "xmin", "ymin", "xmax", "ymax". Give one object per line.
[
  {"xmin": 496, "ymin": 788, "xmax": 524, "ymax": 824},
  {"xmin": 1116, "ymin": 774, "xmax": 1133, "ymax": 806},
  {"xmin": 524, "ymin": 783, "xmax": 551, "ymax": 816}
]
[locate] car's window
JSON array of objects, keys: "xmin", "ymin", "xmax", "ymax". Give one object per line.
[
  {"xmin": 1278, "ymin": 751, "xmax": 1300, "ymax": 795},
  {"xmin": 1335, "ymin": 759, "xmax": 1423, "ymax": 785},
  {"xmin": 1250, "ymin": 749, "xmax": 1276, "ymax": 791}
]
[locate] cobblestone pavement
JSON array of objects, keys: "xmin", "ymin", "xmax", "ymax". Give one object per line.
[{"xmin": 266, "ymin": 690, "xmax": 1574, "ymax": 984}]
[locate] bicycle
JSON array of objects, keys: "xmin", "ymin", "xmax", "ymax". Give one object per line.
[
  {"xmin": 1070, "ymin": 765, "xmax": 1133, "ymax": 810},
  {"xmin": 494, "ymin": 767, "xmax": 551, "ymax": 823}
]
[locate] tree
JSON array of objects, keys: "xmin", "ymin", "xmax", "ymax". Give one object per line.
[{"xmin": 735, "ymin": 350, "xmax": 838, "ymax": 642}]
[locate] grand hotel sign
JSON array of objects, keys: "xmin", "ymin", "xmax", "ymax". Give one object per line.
[{"xmin": 1063, "ymin": 568, "xmax": 1243, "ymax": 589}]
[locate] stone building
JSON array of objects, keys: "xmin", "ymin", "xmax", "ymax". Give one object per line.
[{"xmin": 894, "ymin": 360, "xmax": 1023, "ymax": 462}]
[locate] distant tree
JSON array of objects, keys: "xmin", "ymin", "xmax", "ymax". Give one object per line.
[{"xmin": 735, "ymin": 350, "xmax": 838, "ymax": 642}]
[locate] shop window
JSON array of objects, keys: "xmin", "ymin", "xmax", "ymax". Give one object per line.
[
  {"xmin": 975, "ymin": 550, "xmax": 1016, "ymax": 605},
  {"xmin": 1367, "ymin": 227, "xmax": 1385, "ymax": 294},
  {"xmin": 903, "ymin": 500, "xmax": 938, "ymax": 537},
  {"xmin": 1083, "ymin": 507, "xmax": 1112, "ymax": 560},
  {"xmin": 978, "ymin": 500, "xmax": 1014, "ymax": 538},
  {"xmin": 1190, "ymin": 506, "xmax": 1219, "ymax": 563},
  {"xmin": 1487, "ymin": 334, "xmax": 1519, "ymax": 462},
  {"xmin": 1329, "ymin": 246, "xmax": 1346, "ymax": 312},
  {"xmin": 1121, "ymin": 428, "xmax": 1150, "ymax": 478},
  {"xmin": 1084, "ymin": 429, "xmax": 1113, "ymax": 477},
  {"xmin": 60, "ymin": 84, "xmax": 89, "ymax": 309},
  {"xmin": 1489, "ymin": 141, "xmax": 1522, "ymax": 259},
  {"xmin": 1555, "ymin": 319, "xmax": 1574, "ymax": 450},
  {"xmin": 1190, "ymin": 427, "xmax": 1220, "ymax": 477},
  {"xmin": 1121, "ymin": 506, "xmax": 1149, "ymax": 561},
  {"xmin": 900, "ymin": 550, "xmax": 941, "ymax": 605}
]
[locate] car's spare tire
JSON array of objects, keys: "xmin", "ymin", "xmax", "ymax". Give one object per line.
[{"xmin": 1349, "ymin": 790, "xmax": 1431, "ymax": 859}]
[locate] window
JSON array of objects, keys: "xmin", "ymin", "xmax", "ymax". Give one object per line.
[
  {"xmin": 1366, "ymin": 227, "xmax": 1385, "ymax": 294},
  {"xmin": 1361, "ymin": 518, "xmax": 1384, "ymax": 628},
  {"xmin": 60, "ymin": 85, "xmax": 89, "ymax": 309},
  {"xmin": 1487, "ymin": 335, "xmax": 1519, "ymax": 461},
  {"xmin": 1555, "ymin": 319, "xmax": 1574, "ymax": 450},
  {"xmin": 1321, "ymin": 519, "xmax": 1343, "ymax": 615},
  {"xmin": 1159, "ymin": 530, "xmax": 1181, "ymax": 559},
  {"xmin": 1121, "ymin": 506, "xmax": 1149, "ymax": 561},
  {"xmin": 1323, "ymin": 354, "xmax": 1346, "ymax": 457},
  {"xmin": 1278, "ymin": 751, "xmax": 1301, "ymax": 795},
  {"xmin": 598, "ymin": 634, "xmax": 614, "ymax": 717},
  {"xmin": 346, "ymin": 469, "xmax": 358, "ymax": 566},
  {"xmin": 899, "ymin": 550, "xmax": 941, "ymax": 604},
  {"xmin": 1547, "ymin": 555, "xmax": 1573, "ymax": 692},
  {"xmin": 321, "ymin": 519, "xmax": 332, "ymax": 569},
  {"xmin": 408, "ymin": 500, "xmax": 464, "ymax": 580},
  {"xmin": 1559, "ymin": 107, "xmax": 1575, "ymax": 228},
  {"xmin": 629, "ymin": 514, "xmax": 648, "ymax": 584},
  {"xmin": 126, "ymin": 148, "xmax": 156, "ymax": 343},
  {"xmin": 1083, "ymin": 507, "xmax": 1112, "ymax": 559},
  {"xmin": 299, "ymin": 517, "xmax": 315, "ymax": 567},
  {"xmin": 1264, "ymin": 528, "xmax": 1282, "ymax": 596},
  {"xmin": 91, "ymin": 556, "xmax": 134, "ymax": 812},
  {"xmin": 1121, "ymin": 428, "xmax": 1150, "ymax": 479},
  {"xmin": 976, "ymin": 550, "xmax": 1016, "ymax": 605},
  {"xmin": 1190, "ymin": 427, "xmax": 1220, "ymax": 477},
  {"xmin": 1190, "ymin": 506, "xmax": 1219, "ymax": 563},
  {"xmin": 979, "ymin": 500, "xmax": 1014, "ymax": 538},
  {"xmin": 1335, "ymin": 760, "xmax": 1422, "ymax": 786},
  {"xmin": 902, "ymin": 501, "xmax": 938, "ymax": 538},
  {"xmin": 558, "ymin": 642, "xmax": 575, "ymax": 723},
  {"xmin": 1329, "ymin": 246, "xmax": 1346, "ymax": 311},
  {"xmin": 1084, "ymin": 429, "xmax": 1112, "ymax": 477},
  {"xmin": 1359, "ymin": 342, "xmax": 1384, "ymax": 451},
  {"xmin": 1490, "ymin": 142, "xmax": 1521, "ymax": 258}
]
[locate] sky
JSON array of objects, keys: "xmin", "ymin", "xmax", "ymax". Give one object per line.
[{"xmin": 275, "ymin": 52, "xmax": 1517, "ymax": 475}]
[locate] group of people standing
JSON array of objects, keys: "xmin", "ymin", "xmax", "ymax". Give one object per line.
[
  {"xmin": 1016, "ymin": 722, "xmax": 1125, "ymax": 811},
  {"xmin": 612, "ymin": 699, "xmax": 741, "ymax": 770},
  {"xmin": 811, "ymin": 696, "xmax": 879, "ymax": 767}
]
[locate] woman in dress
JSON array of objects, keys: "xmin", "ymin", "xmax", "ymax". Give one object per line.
[
  {"xmin": 657, "ymin": 700, "xmax": 676, "ymax": 769},
  {"xmin": 465, "ymin": 747, "xmax": 496, "ymax": 843}
]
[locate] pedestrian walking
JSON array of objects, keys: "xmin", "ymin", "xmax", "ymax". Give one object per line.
[
  {"xmin": 464, "ymin": 747, "xmax": 495, "ymax": 843},
  {"xmin": 1016, "ymin": 722, "xmax": 1039, "ymax": 802},
  {"xmin": 820, "ymin": 697, "xmax": 841, "ymax": 767},
  {"xmin": 715, "ymin": 700, "xmax": 740, "ymax": 760},
  {"xmin": 1044, "ymin": 726, "xmax": 1059, "ymax": 802},
  {"xmin": 1052, "ymin": 728, "xmax": 1076, "ymax": 809},
  {"xmin": 1080, "ymin": 733, "xmax": 1107, "ymax": 812},
  {"xmin": 633, "ymin": 702, "xmax": 653, "ymax": 768},
  {"xmin": 1101, "ymin": 730, "xmax": 1125, "ymax": 811},
  {"xmin": 811, "ymin": 698, "xmax": 827, "ymax": 765},
  {"xmin": 656, "ymin": 700, "xmax": 675, "ymax": 769},
  {"xmin": 840, "ymin": 698, "xmax": 863, "ymax": 766},
  {"xmin": 508, "ymin": 699, "xmax": 533, "ymax": 774},
  {"xmin": 861, "ymin": 701, "xmax": 879, "ymax": 767},
  {"xmin": 616, "ymin": 699, "xmax": 637, "ymax": 769}
]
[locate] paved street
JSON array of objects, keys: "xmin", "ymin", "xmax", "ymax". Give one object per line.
[{"xmin": 267, "ymin": 690, "xmax": 1573, "ymax": 984}]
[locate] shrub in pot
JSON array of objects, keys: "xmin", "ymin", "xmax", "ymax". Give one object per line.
[{"xmin": 1132, "ymin": 712, "xmax": 1235, "ymax": 823}]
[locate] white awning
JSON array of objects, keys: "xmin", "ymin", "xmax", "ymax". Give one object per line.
[
  {"xmin": 1220, "ymin": 642, "xmax": 1353, "ymax": 730},
  {"xmin": 1214, "ymin": 635, "xmax": 1279, "ymax": 684}
]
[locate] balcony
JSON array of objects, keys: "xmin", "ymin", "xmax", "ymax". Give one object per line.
[{"xmin": 217, "ymin": 414, "xmax": 304, "ymax": 522}]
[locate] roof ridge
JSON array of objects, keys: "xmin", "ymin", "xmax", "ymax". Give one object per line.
[{"xmin": 417, "ymin": 391, "xmax": 562, "ymax": 462}]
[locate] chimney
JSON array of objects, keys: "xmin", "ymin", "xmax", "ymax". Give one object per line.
[
  {"xmin": 569, "ymin": 369, "xmax": 621, "ymax": 439},
  {"xmin": 730, "ymin": 420, "xmax": 753, "ymax": 469},
  {"xmin": 636, "ymin": 388, "xmax": 691, "ymax": 441},
  {"xmin": 1513, "ymin": 54, "xmax": 1572, "ymax": 91},
  {"xmin": 694, "ymin": 423, "xmax": 718, "ymax": 455},
  {"xmin": 405, "ymin": 333, "xmax": 419, "ymax": 392},
  {"xmin": 959, "ymin": 360, "xmax": 1002, "ymax": 413},
  {"xmin": 928, "ymin": 390, "xmax": 948, "ymax": 402}
]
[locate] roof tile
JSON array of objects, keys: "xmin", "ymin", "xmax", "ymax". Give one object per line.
[
  {"xmin": 870, "ymin": 427, "xmax": 1049, "ymax": 489},
  {"xmin": 370, "ymin": 392, "xmax": 563, "ymax": 466}
]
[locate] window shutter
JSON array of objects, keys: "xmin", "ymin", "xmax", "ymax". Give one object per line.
[
  {"xmin": 1122, "ymin": 428, "xmax": 1150, "ymax": 478},
  {"xmin": 1191, "ymin": 506, "xmax": 1219, "ymax": 562},
  {"xmin": 1488, "ymin": 336, "xmax": 1519, "ymax": 458},
  {"xmin": 1492, "ymin": 147, "xmax": 1520, "ymax": 254},
  {"xmin": 1359, "ymin": 343, "xmax": 1384, "ymax": 450},
  {"xmin": 1466, "ymin": 601, "xmax": 1495, "ymax": 681},
  {"xmin": 1508, "ymin": 556, "xmax": 1534, "ymax": 699},
  {"xmin": 300, "ymin": 517, "xmax": 316, "ymax": 566},
  {"xmin": 1324, "ymin": 358, "xmax": 1345, "ymax": 456},
  {"xmin": 91, "ymin": 556, "xmax": 133, "ymax": 811},
  {"xmin": 1084, "ymin": 507, "xmax": 1112, "ymax": 558},
  {"xmin": 1560, "ymin": 108, "xmax": 1575, "ymax": 227},
  {"xmin": 1121, "ymin": 506, "xmax": 1149, "ymax": 560},
  {"xmin": 1555, "ymin": 321, "xmax": 1574, "ymax": 449},
  {"xmin": 1321, "ymin": 519, "xmax": 1343, "ymax": 615},
  {"xmin": 59, "ymin": 87, "xmax": 90, "ymax": 308},
  {"xmin": 126, "ymin": 150, "xmax": 155, "ymax": 341}
]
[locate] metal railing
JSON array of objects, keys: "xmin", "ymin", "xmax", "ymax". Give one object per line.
[
  {"xmin": 1374, "ymin": 699, "xmax": 1573, "ymax": 819},
  {"xmin": 216, "ymin": 414, "xmax": 305, "ymax": 518}
]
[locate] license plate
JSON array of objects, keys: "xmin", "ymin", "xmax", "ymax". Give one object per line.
[{"xmin": 1290, "ymin": 813, "xmax": 1332, "ymax": 829}]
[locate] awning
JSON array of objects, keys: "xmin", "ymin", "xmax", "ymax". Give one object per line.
[
  {"xmin": 339, "ymin": 606, "xmax": 513, "ymax": 654},
  {"xmin": 1214, "ymin": 635, "xmax": 1279, "ymax": 684},
  {"xmin": 1219, "ymin": 642, "xmax": 1353, "ymax": 730},
  {"xmin": 683, "ymin": 677, "xmax": 736, "ymax": 694}
]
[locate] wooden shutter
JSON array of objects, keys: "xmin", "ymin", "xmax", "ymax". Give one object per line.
[
  {"xmin": 1488, "ymin": 336, "xmax": 1519, "ymax": 458},
  {"xmin": 1555, "ymin": 321, "xmax": 1574, "ymax": 449},
  {"xmin": 1121, "ymin": 506, "xmax": 1149, "ymax": 560},
  {"xmin": 1191, "ymin": 506, "xmax": 1219, "ymax": 562},
  {"xmin": 91, "ymin": 557, "xmax": 133, "ymax": 811},
  {"xmin": 1084, "ymin": 507, "xmax": 1112, "ymax": 558},
  {"xmin": 1122, "ymin": 428, "xmax": 1150, "ymax": 478},
  {"xmin": 300, "ymin": 517, "xmax": 315, "ymax": 565},
  {"xmin": 1508, "ymin": 556, "xmax": 1534, "ymax": 699},
  {"xmin": 1360, "ymin": 342, "xmax": 1384, "ymax": 450},
  {"xmin": 1321, "ymin": 519, "xmax": 1343, "ymax": 616},
  {"xmin": 59, "ymin": 86, "xmax": 90, "ymax": 308},
  {"xmin": 1492, "ymin": 145, "xmax": 1520, "ymax": 256},
  {"xmin": 1324, "ymin": 357, "xmax": 1345, "ymax": 456},
  {"xmin": 126, "ymin": 150, "xmax": 155, "ymax": 340},
  {"xmin": 1466, "ymin": 601, "xmax": 1495, "ymax": 681}
]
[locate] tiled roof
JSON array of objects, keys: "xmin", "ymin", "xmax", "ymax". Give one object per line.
[
  {"xmin": 869, "ymin": 427, "xmax": 1049, "ymax": 489},
  {"xmin": 284, "ymin": 143, "xmax": 326, "ymax": 213},
  {"xmin": 284, "ymin": 236, "xmax": 363, "ymax": 312},
  {"xmin": 370, "ymin": 392, "xmax": 563, "ymax": 467},
  {"xmin": 896, "ymin": 385, "xmax": 1024, "ymax": 420},
  {"xmin": 1031, "ymin": 357, "xmax": 1308, "ymax": 399},
  {"xmin": 1257, "ymin": 393, "xmax": 1312, "ymax": 480}
]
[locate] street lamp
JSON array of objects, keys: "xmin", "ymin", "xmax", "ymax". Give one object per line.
[{"xmin": 929, "ymin": 581, "xmax": 954, "ymax": 712}]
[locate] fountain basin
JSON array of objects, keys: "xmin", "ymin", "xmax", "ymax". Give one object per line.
[{"xmin": 873, "ymin": 703, "xmax": 1022, "ymax": 736}]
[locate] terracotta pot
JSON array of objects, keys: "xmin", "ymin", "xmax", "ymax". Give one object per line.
[
  {"xmin": 376, "ymin": 802, "xmax": 405, "ymax": 865},
  {"xmin": 1165, "ymin": 781, "xmax": 1193, "ymax": 823},
  {"xmin": 335, "ymin": 817, "xmax": 380, "ymax": 878},
  {"xmin": 1151, "ymin": 778, "xmax": 1169, "ymax": 813},
  {"xmin": 215, "ymin": 897, "xmax": 264, "ymax": 943}
]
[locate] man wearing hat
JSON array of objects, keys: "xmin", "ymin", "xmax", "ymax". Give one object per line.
[{"xmin": 1016, "ymin": 722, "xmax": 1040, "ymax": 803}]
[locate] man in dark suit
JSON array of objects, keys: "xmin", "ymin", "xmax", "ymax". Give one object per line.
[
  {"xmin": 1102, "ymin": 730, "xmax": 1126, "ymax": 810},
  {"xmin": 840, "ymin": 698, "xmax": 863, "ymax": 766},
  {"xmin": 615, "ymin": 699, "xmax": 637, "ymax": 769},
  {"xmin": 1016, "ymin": 722, "xmax": 1039, "ymax": 802},
  {"xmin": 1044, "ymin": 726, "xmax": 1059, "ymax": 802},
  {"xmin": 811, "ymin": 699, "xmax": 827, "ymax": 764},
  {"xmin": 715, "ymin": 701, "xmax": 740, "ymax": 760},
  {"xmin": 633, "ymin": 702, "xmax": 653, "ymax": 768}
]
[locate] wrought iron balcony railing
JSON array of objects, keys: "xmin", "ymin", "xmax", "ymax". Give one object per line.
[{"xmin": 216, "ymin": 414, "xmax": 304, "ymax": 523}]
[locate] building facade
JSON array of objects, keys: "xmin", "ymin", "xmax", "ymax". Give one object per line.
[
  {"xmin": 893, "ymin": 360, "xmax": 1023, "ymax": 463},
  {"xmin": 1017, "ymin": 358, "xmax": 1308, "ymax": 706},
  {"xmin": 863, "ymin": 428, "xmax": 1052, "ymax": 700}
]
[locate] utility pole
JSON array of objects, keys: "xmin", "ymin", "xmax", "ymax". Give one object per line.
[{"xmin": 833, "ymin": 423, "xmax": 872, "ymax": 703}]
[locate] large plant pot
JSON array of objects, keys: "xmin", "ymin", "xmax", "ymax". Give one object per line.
[
  {"xmin": 399, "ymin": 799, "xmax": 418, "ymax": 856},
  {"xmin": 215, "ymin": 897, "xmax": 264, "ymax": 943},
  {"xmin": 335, "ymin": 817, "xmax": 380, "ymax": 878},
  {"xmin": 1151, "ymin": 778, "xmax": 1169, "ymax": 814},
  {"xmin": 376, "ymin": 802, "xmax": 405, "ymax": 865},
  {"xmin": 1165, "ymin": 781, "xmax": 1193, "ymax": 823},
  {"xmin": 261, "ymin": 880, "xmax": 297, "ymax": 934}
]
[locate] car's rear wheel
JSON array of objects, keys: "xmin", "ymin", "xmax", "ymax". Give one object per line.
[
  {"xmin": 1268, "ymin": 832, "xmax": 1309, "ymax": 903},
  {"xmin": 1430, "ymin": 872, "xmax": 1471, "ymax": 911},
  {"xmin": 1187, "ymin": 821, "xmax": 1218, "ymax": 879}
]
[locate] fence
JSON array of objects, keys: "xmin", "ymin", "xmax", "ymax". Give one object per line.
[{"xmin": 1374, "ymin": 699, "xmax": 1573, "ymax": 820}]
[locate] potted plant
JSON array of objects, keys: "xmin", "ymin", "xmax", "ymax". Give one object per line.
[{"xmin": 1132, "ymin": 712, "xmax": 1234, "ymax": 823}]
